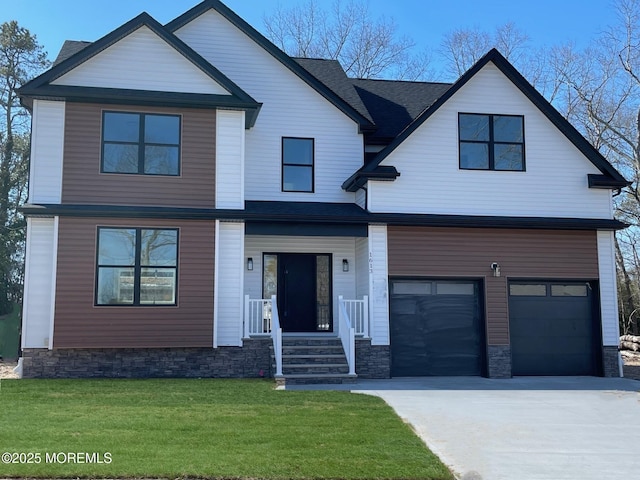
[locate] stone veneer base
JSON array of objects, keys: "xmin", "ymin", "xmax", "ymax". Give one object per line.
[
  {"xmin": 355, "ymin": 339, "xmax": 390, "ymax": 378},
  {"xmin": 21, "ymin": 339, "xmax": 272, "ymax": 379},
  {"xmin": 487, "ymin": 345, "xmax": 512, "ymax": 379},
  {"xmin": 602, "ymin": 345, "xmax": 621, "ymax": 377}
]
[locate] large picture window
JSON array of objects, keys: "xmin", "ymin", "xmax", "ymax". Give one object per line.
[
  {"xmin": 102, "ymin": 111, "xmax": 181, "ymax": 175},
  {"xmin": 459, "ymin": 113, "xmax": 524, "ymax": 171},
  {"xmin": 96, "ymin": 227, "xmax": 178, "ymax": 306},
  {"xmin": 282, "ymin": 137, "xmax": 314, "ymax": 192}
]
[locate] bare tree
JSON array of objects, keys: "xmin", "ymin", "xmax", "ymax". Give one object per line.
[
  {"xmin": 0, "ymin": 21, "xmax": 48, "ymax": 313},
  {"xmin": 440, "ymin": 22, "xmax": 531, "ymax": 79},
  {"xmin": 263, "ymin": 0, "xmax": 432, "ymax": 80}
]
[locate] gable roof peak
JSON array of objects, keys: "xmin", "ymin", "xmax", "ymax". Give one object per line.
[
  {"xmin": 166, "ymin": 0, "xmax": 375, "ymax": 132},
  {"xmin": 343, "ymin": 47, "xmax": 628, "ymax": 191}
]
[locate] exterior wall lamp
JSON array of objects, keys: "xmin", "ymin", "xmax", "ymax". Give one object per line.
[
  {"xmin": 247, "ymin": 257, "xmax": 253, "ymax": 271},
  {"xmin": 490, "ymin": 262, "xmax": 501, "ymax": 277},
  {"xmin": 342, "ymin": 259, "xmax": 349, "ymax": 272}
]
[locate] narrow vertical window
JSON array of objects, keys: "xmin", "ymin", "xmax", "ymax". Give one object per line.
[{"xmin": 282, "ymin": 137, "xmax": 314, "ymax": 192}]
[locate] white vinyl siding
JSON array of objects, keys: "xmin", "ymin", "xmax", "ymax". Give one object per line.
[
  {"xmin": 244, "ymin": 236, "xmax": 357, "ymax": 331},
  {"xmin": 22, "ymin": 217, "xmax": 58, "ymax": 349},
  {"xmin": 355, "ymin": 188, "xmax": 366, "ymax": 209},
  {"xmin": 216, "ymin": 110, "xmax": 245, "ymax": 209},
  {"xmin": 214, "ymin": 221, "xmax": 245, "ymax": 347},
  {"xmin": 597, "ymin": 230, "xmax": 621, "ymax": 346},
  {"xmin": 52, "ymin": 26, "xmax": 229, "ymax": 95},
  {"xmin": 355, "ymin": 237, "xmax": 369, "ymax": 299},
  {"xmin": 368, "ymin": 225, "xmax": 389, "ymax": 345},
  {"xmin": 175, "ymin": 10, "xmax": 362, "ymax": 203},
  {"xmin": 369, "ymin": 63, "xmax": 612, "ymax": 219},
  {"xmin": 29, "ymin": 100, "xmax": 65, "ymax": 204}
]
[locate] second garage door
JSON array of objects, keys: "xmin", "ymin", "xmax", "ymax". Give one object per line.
[
  {"xmin": 390, "ymin": 279, "xmax": 485, "ymax": 376},
  {"xmin": 509, "ymin": 281, "xmax": 600, "ymax": 376}
]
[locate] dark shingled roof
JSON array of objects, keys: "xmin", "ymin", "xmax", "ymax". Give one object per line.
[
  {"xmin": 352, "ymin": 78, "xmax": 451, "ymax": 140},
  {"xmin": 293, "ymin": 57, "xmax": 374, "ymax": 124},
  {"xmin": 53, "ymin": 40, "xmax": 92, "ymax": 66}
]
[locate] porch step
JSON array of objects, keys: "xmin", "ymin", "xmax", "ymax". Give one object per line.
[
  {"xmin": 280, "ymin": 345, "xmax": 344, "ymax": 356},
  {"xmin": 275, "ymin": 373, "xmax": 358, "ymax": 386},
  {"xmin": 272, "ymin": 363, "xmax": 350, "ymax": 375},
  {"xmin": 271, "ymin": 336, "xmax": 356, "ymax": 385}
]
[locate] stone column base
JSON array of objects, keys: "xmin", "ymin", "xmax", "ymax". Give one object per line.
[
  {"xmin": 487, "ymin": 345, "xmax": 512, "ymax": 378},
  {"xmin": 602, "ymin": 346, "xmax": 621, "ymax": 377}
]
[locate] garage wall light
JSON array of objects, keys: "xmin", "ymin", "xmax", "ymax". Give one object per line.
[
  {"xmin": 247, "ymin": 257, "xmax": 254, "ymax": 271},
  {"xmin": 342, "ymin": 259, "xmax": 349, "ymax": 272},
  {"xmin": 490, "ymin": 262, "xmax": 501, "ymax": 277}
]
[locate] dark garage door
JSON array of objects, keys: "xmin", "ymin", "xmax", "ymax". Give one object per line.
[
  {"xmin": 509, "ymin": 281, "xmax": 600, "ymax": 376},
  {"xmin": 390, "ymin": 279, "xmax": 485, "ymax": 376}
]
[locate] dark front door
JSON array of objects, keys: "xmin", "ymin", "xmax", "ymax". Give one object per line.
[
  {"xmin": 264, "ymin": 253, "xmax": 332, "ymax": 332},
  {"xmin": 278, "ymin": 254, "xmax": 317, "ymax": 332}
]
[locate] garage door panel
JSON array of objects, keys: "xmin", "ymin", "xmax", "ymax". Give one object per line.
[
  {"xmin": 390, "ymin": 279, "xmax": 484, "ymax": 377},
  {"xmin": 509, "ymin": 281, "xmax": 598, "ymax": 376}
]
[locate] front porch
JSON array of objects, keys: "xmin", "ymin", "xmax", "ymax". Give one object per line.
[
  {"xmin": 214, "ymin": 223, "xmax": 391, "ymax": 382},
  {"xmin": 244, "ymin": 294, "xmax": 368, "ymax": 384}
]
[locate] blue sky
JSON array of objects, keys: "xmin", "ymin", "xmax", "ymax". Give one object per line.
[{"xmin": 3, "ymin": 0, "xmax": 618, "ymax": 75}]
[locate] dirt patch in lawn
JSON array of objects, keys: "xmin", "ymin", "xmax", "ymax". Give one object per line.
[
  {"xmin": 0, "ymin": 360, "xmax": 18, "ymax": 379},
  {"xmin": 622, "ymin": 350, "xmax": 640, "ymax": 381}
]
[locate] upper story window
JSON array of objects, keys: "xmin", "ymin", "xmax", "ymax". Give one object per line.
[
  {"xmin": 102, "ymin": 111, "xmax": 181, "ymax": 176},
  {"xmin": 96, "ymin": 227, "xmax": 178, "ymax": 306},
  {"xmin": 459, "ymin": 113, "xmax": 524, "ymax": 171},
  {"xmin": 282, "ymin": 137, "xmax": 314, "ymax": 192}
]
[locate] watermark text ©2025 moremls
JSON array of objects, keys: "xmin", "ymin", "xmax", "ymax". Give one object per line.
[{"xmin": 1, "ymin": 451, "xmax": 113, "ymax": 465}]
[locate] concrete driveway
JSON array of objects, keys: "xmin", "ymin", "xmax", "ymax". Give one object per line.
[{"xmin": 289, "ymin": 377, "xmax": 640, "ymax": 479}]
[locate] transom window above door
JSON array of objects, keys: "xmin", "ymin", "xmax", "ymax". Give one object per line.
[
  {"xmin": 459, "ymin": 113, "xmax": 524, "ymax": 171},
  {"xmin": 282, "ymin": 137, "xmax": 314, "ymax": 192},
  {"xmin": 102, "ymin": 111, "xmax": 181, "ymax": 176}
]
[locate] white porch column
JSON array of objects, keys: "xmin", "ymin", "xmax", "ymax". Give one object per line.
[
  {"xmin": 597, "ymin": 230, "xmax": 621, "ymax": 376},
  {"xmin": 213, "ymin": 220, "xmax": 245, "ymax": 347},
  {"xmin": 22, "ymin": 217, "xmax": 59, "ymax": 350},
  {"xmin": 215, "ymin": 109, "xmax": 245, "ymax": 209},
  {"xmin": 368, "ymin": 224, "xmax": 389, "ymax": 346},
  {"xmin": 598, "ymin": 230, "xmax": 621, "ymax": 344}
]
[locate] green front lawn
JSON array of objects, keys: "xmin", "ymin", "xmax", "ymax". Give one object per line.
[
  {"xmin": 0, "ymin": 379, "xmax": 453, "ymax": 479},
  {"xmin": 0, "ymin": 303, "xmax": 20, "ymax": 359}
]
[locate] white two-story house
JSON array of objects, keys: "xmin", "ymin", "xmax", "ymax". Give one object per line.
[{"xmin": 17, "ymin": 0, "xmax": 628, "ymax": 382}]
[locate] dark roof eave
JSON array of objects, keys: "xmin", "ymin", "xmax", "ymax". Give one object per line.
[
  {"xmin": 20, "ymin": 203, "xmax": 627, "ymax": 231},
  {"xmin": 18, "ymin": 85, "xmax": 262, "ymax": 128},
  {"xmin": 588, "ymin": 174, "xmax": 631, "ymax": 189},
  {"xmin": 342, "ymin": 166, "xmax": 400, "ymax": 192}
]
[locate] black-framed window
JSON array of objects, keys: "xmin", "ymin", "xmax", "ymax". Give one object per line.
[
  {"xmin": 102, "ymin": 111, "xmax": 181, "ymax": 175},
  {"xmin": 459, "ymin": 113, "xmax": 524, "ymax": 171},
  {"xmin": 282, "ymin": 137, "xmax": 314, "ymax": 192},
  {"xmin": 96, "ymin": 227, "xmax": 178, "ymax": 306}
]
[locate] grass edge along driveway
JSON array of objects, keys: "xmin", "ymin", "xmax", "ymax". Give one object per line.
[{"xmin": 0, "ymin": 378, "xmax": 453, "ymax": 479}]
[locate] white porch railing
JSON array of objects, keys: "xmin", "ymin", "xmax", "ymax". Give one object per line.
[
  {"xmin": 342, "ymin": 296, "xmax": 369, "ymax": 337},
  {"xmin": 271, "ymin": 295, "xmax": 283, "ymax": 377},
  {"xmin": 244, "ymin": 296, "xmax": 273, "ymax": 337},
  {"xmin": 338, "ymin": 295, "xmax": 356, "ymax": 376}
]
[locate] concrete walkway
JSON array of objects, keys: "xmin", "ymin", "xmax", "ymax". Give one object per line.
[{"xmin": 287, "ymin": 377, "xmax": 640, "ymax": 480}]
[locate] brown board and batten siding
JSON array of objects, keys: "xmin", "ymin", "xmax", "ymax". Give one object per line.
[
  {"xmin": 62, "ymin": 103, "xmax": 216, "ymax": 207},
  {"xmin": 387, "ymin": 227, "xmax": 599, "ymax": 345},
  {"xmin": 53, "ymin": 217, "xmax": 215, "ymax": 348}
]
